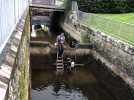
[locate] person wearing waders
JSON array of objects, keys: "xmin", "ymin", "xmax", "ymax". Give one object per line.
[{"xmin": 56, "ymin": 33, "xmax": 65, "ymax": 57}]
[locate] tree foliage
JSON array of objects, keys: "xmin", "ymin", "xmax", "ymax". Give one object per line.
[{"xmin": 77, "ymin": 0, "xmax": 134, "ymax": 13}]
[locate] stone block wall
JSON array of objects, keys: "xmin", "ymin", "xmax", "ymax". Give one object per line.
[
  {"xmin": 77, "ymin": 23, "xmax": 134, "ymax": 88},
  {"xmin": 0, "ymin": 8, "xmax": 30, "ymax": 100},
  {"xmin": 63, "ymin": 20, "xmax": 134, "ymax": 99}
]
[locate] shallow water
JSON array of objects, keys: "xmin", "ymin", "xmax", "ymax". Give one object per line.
[{"xmin": 31, "ymin": 68, "xmax": 115, "ymax": 100}]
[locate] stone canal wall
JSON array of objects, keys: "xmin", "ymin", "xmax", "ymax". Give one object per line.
[
  {"xmin": 63, "ymin": 1, "xmax": 134, "ymax": 83},
  {"xmin": 62, "ymin": 10, "xmax": 134, "ymax": 99},
  {"xmin": 78, "ymin": 23, "xmax": 134, "ymax": 83},
  {"xmin": 62, "ymin": 1, "xmax": 134, "ymax": 98},
  {"xmin": 0, "ymin": 9, "xmax": 30, "ymax": 100}
]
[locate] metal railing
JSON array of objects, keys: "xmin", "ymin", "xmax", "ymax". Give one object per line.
[
  {"xmin": 79, "ymin": 11, "xmax": 134, "ymax": 46},
  {"xmin": 0, "ymin": 0, "xmax": 29, "ymax": 53}
]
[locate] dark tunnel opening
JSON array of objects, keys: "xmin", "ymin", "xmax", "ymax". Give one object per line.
[{"xmin": 50, "ymin": 11, "xmax": 65, "ymax": 35}]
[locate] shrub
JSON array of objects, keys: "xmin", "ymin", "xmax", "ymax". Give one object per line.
[{"xmin": 77, "ymin": 0, "xmax": 134, "ymax": 13}]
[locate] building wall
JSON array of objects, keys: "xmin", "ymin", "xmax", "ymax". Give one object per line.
[
  {"xmin": 7, "ymin": 14, "xmax": 30, "ymax": 100},
  {"xmin": 0, "ymin": 9, "xmax": 30, "ymax": 100},
  {"xmin": 0, "ymin": 0, "xmax": 29, "ymax": 53}
]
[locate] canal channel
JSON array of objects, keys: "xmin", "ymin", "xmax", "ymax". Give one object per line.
[{"xmin": 30, "ymin": 27, "xmax": 116, "ymax": 100}]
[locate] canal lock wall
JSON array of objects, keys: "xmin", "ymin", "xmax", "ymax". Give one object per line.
[
  {"xmin": 62, "ymin": 20, "xmax": 134, "ymax": 100},
  {"xmin": 0, "ymin": 9, "xmax": 30, "ymax": 100},
  {"xmin": 30, "ymin": 40, "xmax": 92, "ymax": 69}
]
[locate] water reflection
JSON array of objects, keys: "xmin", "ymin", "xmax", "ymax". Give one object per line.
[
  {"xmin": 32, "ymin": 85, "xmax": 88, "ymax": 100},
  {"xmin": 32, "ymin": 68, "xmax": 115, "ymax": 100}
]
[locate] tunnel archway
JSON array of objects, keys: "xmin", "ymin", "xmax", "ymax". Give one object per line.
[{"xmin": 50, "ymin": 11, "xmax": 65, "ymax": 35}]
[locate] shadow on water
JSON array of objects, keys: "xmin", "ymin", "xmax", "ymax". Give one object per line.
[{"xmin": 31, "ymin": 67, "xmax": 116, "ymax": 100}]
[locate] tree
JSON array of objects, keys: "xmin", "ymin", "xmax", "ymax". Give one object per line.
[{"xmin": 77, "ymin": 0, "xmax": 134, "ymax": 13}]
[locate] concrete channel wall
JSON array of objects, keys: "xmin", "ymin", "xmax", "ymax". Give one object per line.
[
  {"xmin": 0, "ymin": 9, "xmax": 30, "ymax": 100},
  {"xmin": 79, "ymin": 24, "xmax": 134, "ymax": 99},
  {"xmin": 0, "ymin": 0, "xmax": 29, "ymax": 53},
  {"xmin": 78, "ymin": 22, "xmax": 134, "ymax": 84},
  {"xmin": 62, "ymin": 19, "xmax": 134, "ymax": 100},
  {"xmin": 62, "ymin": 20, "xmax": 134, "ymax": 100},
  {"xmin": 62, "ymin": 1, "xmax": 134, "ymax": 99},
  {"xmin": 63, "ymin": 18, "xmax": 134, "ymax": 99}
]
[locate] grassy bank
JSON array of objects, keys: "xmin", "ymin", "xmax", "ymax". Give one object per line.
[
  {"xmin": 97, "ymin": 13, "xmax": 134, "ymax": 24},
  {"xmin": 81, "ymin": 13, "xmax": 134, "ymax": 45}
]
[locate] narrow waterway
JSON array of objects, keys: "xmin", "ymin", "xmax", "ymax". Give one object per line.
[
  {"xmin": 31, "ymin": 28, "xmax": 116, "ymax": 100},
  {"xmin": 31, "ymin": 67, "xmax": 115, "ymax": 100}
]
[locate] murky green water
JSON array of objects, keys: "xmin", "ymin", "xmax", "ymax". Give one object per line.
[{"xmin": 32, "ymin": 68, "xmax": 115, "ymax": 100}]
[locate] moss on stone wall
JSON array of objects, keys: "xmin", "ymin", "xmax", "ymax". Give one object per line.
[{"xmin": 19, "ymin": 13, "xmax": 30, "ymax": 100}]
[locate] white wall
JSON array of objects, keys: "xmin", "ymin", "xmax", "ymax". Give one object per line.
[{"xmin": 0, "ymin": 0, "xmax": 29, "ymax": 53}]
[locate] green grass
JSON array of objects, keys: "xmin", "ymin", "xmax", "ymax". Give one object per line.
[
  {"xmin": 81, "ymin": 13, "xmax": 134, "ymax": 45},
  {"xmin": 97, "ymin": 13, "xmax": 134, "ymax": 24}
]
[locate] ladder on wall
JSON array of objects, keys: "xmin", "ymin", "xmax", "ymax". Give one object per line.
[{"xmin": 56, "ymin": 51, "xmax": 64, "ymax": 72}]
